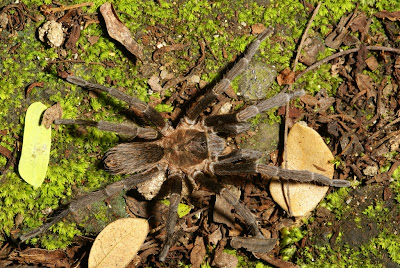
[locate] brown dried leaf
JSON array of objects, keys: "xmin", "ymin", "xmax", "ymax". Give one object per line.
[
  {"xmin": 325, "ymin": 13, "xmax": 353, "ymax": 49},
  {"xmin": 26, "ymin": 81, "xmax": 44, "ymax": 98},
  {"xmin": 9, "ymin": 248, "xmax": 70, "ymax": 268},
  {"xmin": 300, "ymin": 95, "xmax": 319, "ymax": 107},
  {"xmin": 355, "ymin": 44, "xmax": 368, "ymax": 73},
  {"xmin": 88, "ymin": 218, "xmax": 149, "ymax": 268},
  {"xmin": 190, "ymin": 236, "xmax": 206, "ymax": 268},
  {"xmin": 299, "ymin": 37, "xmax": 325, "ymax": 66},
  {"xmin": 355, "ymin": 73, "xmax": 376, "ymax": 99},
  {"xmin": 100, "ymin": 3, "xmax": 144, "ymax": 61},
  {"xmin": 88, "ymin": 35, "xmax": 99, "ymax": 45},
  {"xmin": 212, "ymin": 251, "xmax": 238, "ymax": 268},
  {"xmin": 148, "ymin": 75, "xmax": 163, "ymax": 92},
  {"xmin": 276, "ymin": 68, "xmax": 295, "ymax": 85},
  {"xmin": 251, "ymin": 23, "xmax": 266, "ymax": 34},
  {"xmin": 270, "ymin": 122, "xmax": 334, "ymax": 217},
  {"xmin": 42, "ymin": 103, "xmax": 62, "ymax": 129},
  {"xmin": 0, "ymin": 146, "xmax": 12, "ymax": 160},
  {"xmin": 365, "ymin": 56, "xmax": 379, "ymax": 71},
  {"xmin": 208, "ymin": 227, "xmax": 222, "ymax": 245},
  {"xmin": 350, "ymin": 12, "xmax": 368, "ymax": 32},
  {"xmin": 230, "ymin": 237, "xmax": 277, "ymax": 253},
  {"xmin": 374, "ymin": 10, "xmax": 400, "ymax": 21}
]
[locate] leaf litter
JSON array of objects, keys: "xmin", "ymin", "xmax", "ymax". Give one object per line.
[{"xmin": 2, "ymin": 1, "xmax": 400, "ymax": 267}]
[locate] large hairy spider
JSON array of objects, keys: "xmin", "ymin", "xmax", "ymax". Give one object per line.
[{"xmin": 20, "ymin": 28, "xmax": 349, "ymax": 261}]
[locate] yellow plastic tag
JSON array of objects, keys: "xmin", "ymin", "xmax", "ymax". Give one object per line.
[{"xmin": 18, "ymin": 102, "xmax": 51, "ymax": 188}]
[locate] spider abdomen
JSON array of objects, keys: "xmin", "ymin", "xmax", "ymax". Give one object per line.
[{"xmin": 162, "ymin": 128, "xmax": 208, "ymax": 168}]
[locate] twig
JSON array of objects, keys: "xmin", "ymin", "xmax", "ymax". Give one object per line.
[
  {"xmin": 202, "ymin": 33, "xmax": 219, "ymax": 61},
  {"xmin": 41, "ymin": 2, "xmax": 93, "ymax": 14},
  {"xmin": 47, "ymin": 59, "xmax": 106, "ymax": 67},
  {"xmin": 296, "ymin": 46, "xmax": 400, "ymax": 81},
  {"xmin": 293, "ymin": 2, "xmax": 322, "ymax": 70}
]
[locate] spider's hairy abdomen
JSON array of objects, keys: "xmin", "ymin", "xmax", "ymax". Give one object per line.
[
  {"xmin": 163, "ymin": 128, "xmax": 208, "ymax": 168},
  {"xmin": 104, "ymin": 143, "xmax": 164, "ymax": 174}
]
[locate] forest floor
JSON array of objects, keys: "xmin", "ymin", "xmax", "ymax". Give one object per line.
[{"xmin": 0, "ymin": 0, "xmax": 400, "ymax": 267}]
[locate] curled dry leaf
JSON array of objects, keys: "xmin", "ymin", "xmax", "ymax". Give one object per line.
[
  {"xmin": 270, "ymin": 122, "xmax": 334, "ymax": 217},
  {"xmin": 276, "ymin": 67, "xmax": 295, "ymax": 85},
  {"xmin": 88, "ymin": 218, "xmax": 149, "ymax": 268},
  {"xmin": 42, "ymin": 102, "xmax": 62, "ymax": 129},
  {"xmin": 374, "ymin": 10, "xmax": 400, "ymax": 21},
  {"xmin": 99, "ymin": 2, "xmax": 144, "ymax": 61},
  {"xmin": 190, "ymin": 236, "xmax": 206, "ymax": 268}
]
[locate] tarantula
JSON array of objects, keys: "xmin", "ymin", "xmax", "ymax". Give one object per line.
[{"xmin": 20, "ymin": 28, "xmax": 349, "ymax": 261}]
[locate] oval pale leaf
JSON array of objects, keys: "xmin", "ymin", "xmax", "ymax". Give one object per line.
[
  {"xmin": 18, "ymin": 102, "xmax": 51, "ymax": 188},
  {"xmin": 88, "ymin": 218, "xmax": 149, "ymax": 268},
  {"xmin": 270, "ymin": 122, "xmax": 334, "ymax": 217}
]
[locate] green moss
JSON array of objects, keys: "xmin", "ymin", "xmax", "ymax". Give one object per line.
[
  {"xmin": 319, "ymin": 187, "xmax": 351, "ymax": 220},
  {"xmin": 223, "ymin": 248, "xmax": 272, "ymax": 268},
  {"xmin": 160, "ymin": 199, "xmax": 192, "ymax": 218},
  {"xmin": 280, "ymin": 227, "xmax": 307, "ymax": 261},
  {"xmin": 362, "ymin": 201, "xmax": 389, "ymax": 219}
]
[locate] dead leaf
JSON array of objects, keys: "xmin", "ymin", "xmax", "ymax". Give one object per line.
[
  {"xmin": 350, "ymin": 12, "xmax": 368, "ymax": 32},
  {"xmin": 325, "ymin": 13, "xmax": 353, "ymax": 49},
  {"xmin": 42, "ymin": 103, "xmax": 63, "ymax": 129},
  {"xmin": 325, "ymin": 12, "xmax": 361, "ymax": 49},
  {"xmin": 230, "ymin": 237, "xmax": 278, "ymax": 253},
  {"xmin": 365, "ymin": 56, "xmax": 379, "ymax": 71},
  {"xmin": 270, "ymin": 122, "xmax": 334, "ymax": 217},
  {"xmin": 299, "ymin": 37, "xmax": 325, "ymax": 66},
  {"xmin": 148, "ymin": 75, "xmax": 163, "ymax": 92},
  {"xmin": 374, "ymin": 10, "xmax": 400, "ymax": 21},
  {"xmin": 212, "ymin": 250, "xmax": 238, "ymax": 268},
  {"xmin": 88, "ymin": 218, "xmax": 149, "ymax": 268},
  {"xmin": 9, "ymin": 248, "xmax": 70, "ymax": 268},
  {"xmin": 251, "ymin": 23, "xmax": 266, "ymax": 34},
  {"xmin": 276, "ymin": 68, "xmax": 295, "ymax": 85},
  {"xmin": 100, "ymin": 3, "xmax": 144, "ymax": 61},
  {"xmin": 88, "ymin": 35, "xmax": 99, "ymax": 45},
  {"xmin": 26, "ymin": 81, "xmax": 44, "ymax": 98},
  {"xmin": 355, "ymin": 73, "xmax": 376, "ymax": 100},
  {"xmin": 208, "ymin": 227, "xmax": 222, "ymax": 245},
  {"xmin": 190, "ymin": 236, "xmax": 206, "ymax": 268},
  {"xmin": 0, "ymin": 146, "xmax": 12, "ymax": 160},
  {"xmin": 300, "ymin": 95, "xmax": 319, "ymax": 107}
]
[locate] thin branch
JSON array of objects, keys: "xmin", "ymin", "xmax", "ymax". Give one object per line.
[
  {"xmin": 293, "ymin": 2, "xmax": 322, "ymax": 70},
  {"xmin": 42, "ymin": 2, "xmax": 94, "ymax": 14},
  {"xmin": 296, "ymin": 46, "xmax": 400, "ymax": 81}
]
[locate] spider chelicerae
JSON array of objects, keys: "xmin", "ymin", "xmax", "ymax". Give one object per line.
[{"xmin": 20, "ymin": 27, "xmax": 350, "ymax": 261}]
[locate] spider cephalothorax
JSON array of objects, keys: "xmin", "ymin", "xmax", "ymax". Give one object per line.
[{"xmin": 20, "ymin": 27, "xmax": 349, "ymax": 261}]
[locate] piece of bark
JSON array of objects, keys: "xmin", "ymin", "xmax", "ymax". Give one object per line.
[{"xmin": 100, "ymin": 2, "xmax": 144, "ymax": 61}]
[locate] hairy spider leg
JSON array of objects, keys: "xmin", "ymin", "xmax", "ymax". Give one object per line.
[
  {"xmin": 204, "ymin": 90, "xmax": 305, "ymax": 134},
  {"xmin": 211, "ymin": 149, "xmax": 351, "ymax": 187},
  {"xmin": 19, "ymin": 167, "xmax": 160, "ymax": 242},
  {"xmin": 186, "ymin": 27, "xmax": 274, "ymax": 122},
  {"xmin": 159, "ymin": 172, "xmax": 183, "ymax": 261},
  {"xmin": 66, "ymin": 76, "xmax": 167, "ymax": 131},
  {"xmin": 54, "ymin": 119, "xmax": 159, "ymax": 139}
]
